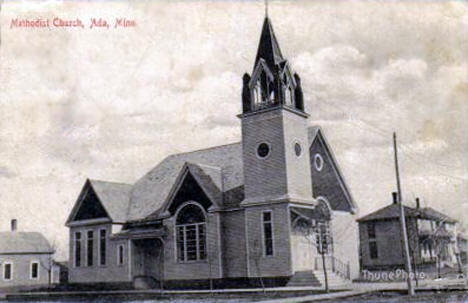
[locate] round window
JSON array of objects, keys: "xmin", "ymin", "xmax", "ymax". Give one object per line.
[
  {"xmin": 314, "ymin": 154, "xmax": 324, "ymax": 171},
  {"xmin": 294, "ymin": 142, "xmax": 302, "ymax": 157},
  {"xmin": 257, "ymin": 143, "xmax": 270, "ymax": 159}
]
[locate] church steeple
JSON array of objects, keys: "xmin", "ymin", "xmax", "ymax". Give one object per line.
[
  {"xmin": 253, "ymin": 17, "xmax": 284, "ymax": 75},
  {"xmin": 239, "ymin": 15, "xmax": 314, "ymax": 207},
  {"xmin": 241, "ymin": 17, "xmax": 305, "ymax": 115}
]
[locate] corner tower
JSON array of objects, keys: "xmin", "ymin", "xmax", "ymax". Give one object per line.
[{"xmin": 239, "ymin": 17, "xmax": 314, "ymax": 206}]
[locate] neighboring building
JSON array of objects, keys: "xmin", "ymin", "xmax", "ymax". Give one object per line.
[
  {"xmin": 457, "ymin": 233, "xmax": 467, "ymax": 265},
  {"xmin": 0, "ymin": 220, "xmax": 55, "ymax": 288},
  {"xmin": 65, "ymin": 16, "xmax": 359, "ymax": 289},
  {"xmin": 357, "ymin": 194, "xmax": 458, "ymax": 271}
]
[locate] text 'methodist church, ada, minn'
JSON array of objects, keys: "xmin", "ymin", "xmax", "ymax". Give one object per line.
[{"xmin": 65, "ymin": 16, "xmax": 360, "ymax": 289}]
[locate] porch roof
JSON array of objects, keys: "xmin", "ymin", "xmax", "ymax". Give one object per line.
[{"xmin": 112, "ymin": 226, "xmax": 167, "ymax": 240}]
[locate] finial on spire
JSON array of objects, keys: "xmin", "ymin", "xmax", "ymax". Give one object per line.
[{"xmin": 265, "ymin": 0, "xmax": 269, "ymax": 17}]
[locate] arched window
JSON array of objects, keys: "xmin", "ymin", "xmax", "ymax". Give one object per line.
[
  {"xmin": 176, "ymin": 203, "xmax": 206, "ymax": 262},
  {"xmin": 283, "ymin": 74, "xmax": 294, "ymax": 106},
  {"xmin": 251, "ymin": 67, "xmax": 275, "ymax": 111}
]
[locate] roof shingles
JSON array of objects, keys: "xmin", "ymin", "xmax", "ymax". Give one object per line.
[{"xmin": 0, "ymin": 232, "xmax": 53, "ymax": 254}]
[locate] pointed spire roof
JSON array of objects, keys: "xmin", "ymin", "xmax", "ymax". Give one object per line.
[{"xmin": 253, "ymin": 17, "xmax": 284, "ymax": 73}]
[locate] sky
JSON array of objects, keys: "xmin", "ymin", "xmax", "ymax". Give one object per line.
[{"xmin": 0, "ymin": 0, "xmax": 466, "ymax": 260}]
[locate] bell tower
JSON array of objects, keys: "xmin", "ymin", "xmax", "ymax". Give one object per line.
[{"xmin": 239, "ymin": 17, "xmax": 315, "ymax": 206}]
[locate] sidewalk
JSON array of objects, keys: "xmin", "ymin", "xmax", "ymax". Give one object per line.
[
  {"xmin": 255, "ymin": 290, "xmax": 368, "ymax": 303},
  {"xmin": 254, "ymin": 278, "xmax": 467, "ymax": 303},
  {"xmin": 4, "ymin": 278, "xmax": 466, "ymax": 302}
]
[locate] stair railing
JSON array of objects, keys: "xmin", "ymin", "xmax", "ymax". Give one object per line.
[{"xmin": 314, "ymin": 256, "xmax": 350, "ymax": 280}]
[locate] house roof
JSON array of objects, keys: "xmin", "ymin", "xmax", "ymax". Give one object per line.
[
  {"xmin": 418, "ymin": 207, "xmax": 457, "ymax": 224},
  {"xmin": 357, "ymin": 203, "xmax": 457, "ymax": 223},
  {"xmin": 128, "ymin": 143, "xmax": 243, "ymax": 221},
  {"xmin": 89, "ymin": 180, "xmax": 132, "ymax": 223},
  {"xmin": 0, "ymin": 232, "xmax": 53, "ymax": 254}
]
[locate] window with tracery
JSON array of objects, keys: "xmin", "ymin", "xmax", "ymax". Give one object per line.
[
  {"xmin": 176, "ymin": 203, "xmax": 206, "ymax": 262},
  {"xmin": 283, "ymin": 74, "xmax": 294, "ymax": 106},
  {"xmin": 252, "ymin": 69, "xmax": 275, "ymax": 110}
]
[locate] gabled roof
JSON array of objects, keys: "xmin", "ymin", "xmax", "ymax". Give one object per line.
[
  {"xmin": 0, "ymin": 232, "xmax": 53, "ymax": 254},
  {"xmin": 308, "ymin": 126, "xmax": 357, "ymax": 213},
  {"xmin": 66, "ymin": 179, "xmax": 132, "ymax": 224},
  {"xmin": 128, "ymin": 143, "xmax": 243, "ymax": 221},
  {"xmin": 253, "ymin": 17, "xmax": 284, "ymax": 74},
  {"xmin": 68, "ymin": 125, "xmax": 356, "ymax": 223},
  {"xmin": 357, "ymin": 203, "xmax": 457, "ymax": 223},
  {"xmin": 89, "ymin": 180, "xmax": 132, "ymax": 223}
]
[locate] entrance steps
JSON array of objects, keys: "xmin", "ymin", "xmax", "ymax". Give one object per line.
[
  {"xmin": 133, "ymin": 276, "xmax": 160, "ymax": 290},
  {"xmin": 286, "ymin": 271, "xmax": 321, "ymax": 287},
  {"xmin": 314, "ymin": 270, "xmax": 351, "ymax": 288},
  {"xmin": 286, "ymin": 270, "xmax": 350, "ymax": 288}
]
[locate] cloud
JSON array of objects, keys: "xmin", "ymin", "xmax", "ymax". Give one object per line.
[{"xmin": 0, "ymin": 166, "xmax": 16, "ymax": 179}]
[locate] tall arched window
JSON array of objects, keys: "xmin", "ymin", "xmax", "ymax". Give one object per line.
[
  {"xmin": 283, "ymin": 74, "xmax": 294, "ymax": 106},
  {"xmin": 176, "ymin": 203, "xmax": 206, "ymax": 262}
]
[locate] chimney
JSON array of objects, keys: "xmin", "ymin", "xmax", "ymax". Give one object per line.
[
  {"xmin": 11, "ymin": 219, "xmax": 17, "ymax": 232},
  {"xmin": 416, "ymin": 197, "xmax": 420, "ymax": 209},
  {"xmin": 392, "ymin": 192, "xmax": 398, "ymax": 204}
]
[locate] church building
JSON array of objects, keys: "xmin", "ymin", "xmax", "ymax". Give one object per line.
[{"xmin": 65, "ymin": 16, "xmax": 360, "ymax": 289}]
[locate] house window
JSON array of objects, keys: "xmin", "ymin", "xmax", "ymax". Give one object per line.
[
  {"xmin": 3, "ymin": 262, "xmax": 12, "ymax": 280},
  {"xmin": 87, "ymin": 230, "xmax": 94, "ymax": 267},
  {"xmin": 176, "ymin": 203, "xmax": 206, "ymax": 262},
  {"xmin": 99, "ymin": 229, "xmax": 106, "ymax": 266},
  {"xmin": 30, "ymin": 262, "xmax": 39, "ymax": 279},
  {"xmin": 74, "ymin": 232, "xmax": 82, "ymax": 267},
  {"xmin": 117, "ymin": 244, "xmax": 125, "ymax": 265},
  {"xmin": 367, "ymin": 222, "xmax": 376, "ymax": 239},
  {"xmin": 262, "ymin": 211, "xmax": 274, "ymax": 256},
  {"xmin": 369, "ymin": 241, "xmax": 378, "ymax": 259}
]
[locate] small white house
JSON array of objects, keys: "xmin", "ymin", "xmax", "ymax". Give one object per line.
[{"xmin": 0, "ymin": 220, "xmax": 55, "ymax": 288}]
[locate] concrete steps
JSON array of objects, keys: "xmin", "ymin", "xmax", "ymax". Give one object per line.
[
  {"xmin": 286, "ymin": 271, "xmax": 321, "ymax": 287},
  {"xmin": 313, "ymin": 270, "xmax": 350, "ymax": 288},
  {"xmin": 287, "ymin": 270, "xmax": 350, "ymax": 288}
]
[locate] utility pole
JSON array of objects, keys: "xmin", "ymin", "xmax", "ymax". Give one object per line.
[{"xmin": 393, "ymin": 132, "xmax": 415, "ymax": 296}]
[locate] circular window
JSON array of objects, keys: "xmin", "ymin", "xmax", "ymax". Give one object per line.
[
  {"xmin": 314, "ymin": 154, "xmax": 324, "ymax": 171},
  {"xmin": 257, "ymin": 142, "xmax": 270, "ymax": 159},
  {"xmin": 294, "ymin": 142, "xmax": 302, "ymax": 157}
]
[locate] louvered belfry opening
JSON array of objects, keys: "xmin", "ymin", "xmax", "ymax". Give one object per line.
[{"xmin": 242, "ymin": 17, "xmax": 304, "ymax": 114}]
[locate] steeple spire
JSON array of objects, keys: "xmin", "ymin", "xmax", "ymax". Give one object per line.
[
  {"xmin": 253, "ymin": 16, "xmax": 284, "ymax": 74},
  {"xmin": 241, "ymin": 15, "xmax": 306, "ymax": 115}
]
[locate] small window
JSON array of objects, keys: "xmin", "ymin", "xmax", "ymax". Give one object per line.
[
  {"xmin": 262, "ymin": 211, "xmax": 274, "ymax": 256},
  {"xmin": 314, "ymin": 154, "xmax": 324, "ymax": 171},
  {"xmin": 3, "ymin": 262, "xmax": 12, "ymax": 280},
  {"xmin": 369, "ymin": 241, "xmax": 378, "ymax": 259},
  {"xmin": 294, "ymin": 142, "xmax": 302, "ymax": 157},
  {"xmin": 30, "ymin": 262, "xmax": 39, "ymax": 279},
  {"xmin": 117, "ymin": 244, "xmax": 125, "ymax": 265},
  {"xmin": 367, "ymin": 223, "xmax": 376, "ymax": 239},
  {"xmin": 99, "ymin": 229, "xmax": 106, "ymax": 266},
  {"xmin": 87, "ymin": 230, "xmax": 94, "ymax": 267},
  {"xmin": 257, "ymin": 143, "xmax": 271, "ymax": 159}
]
